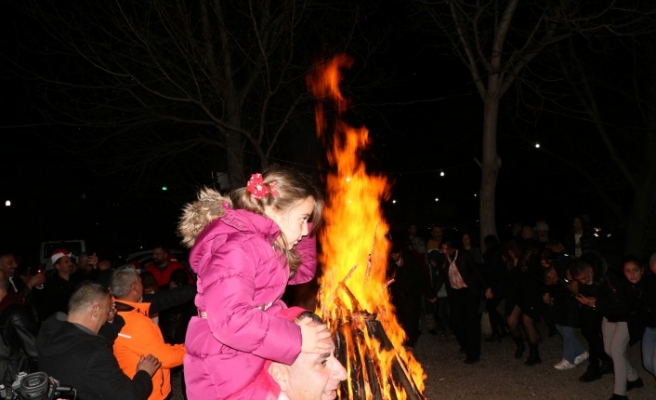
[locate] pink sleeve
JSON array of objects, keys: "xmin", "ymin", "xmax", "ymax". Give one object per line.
[
  {"xmin": 201, "ymin": 242, "xmax": 301, "ymax": 364},
  {"xmin": 289, "ymin": 234, "xmax": 317, "ymax": 285}
]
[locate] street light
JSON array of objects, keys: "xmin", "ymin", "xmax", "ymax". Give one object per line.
[
  {"xmin": 440, "ymin": 169, "xmax": 445, "ymax": 177},
  {"xmin": 4, "ymin": 200, "xmax": 10, "ymax": 207},
  {"xmin": 535, "ymin": 143, "xmax": 540, "ymax": 148}
]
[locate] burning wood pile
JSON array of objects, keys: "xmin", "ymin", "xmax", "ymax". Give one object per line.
[{"xmin": 307, "ymin": 55, "xmax": 427, "ymax": 399}]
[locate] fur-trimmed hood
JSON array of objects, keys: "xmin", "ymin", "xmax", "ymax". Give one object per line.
[{"xmin": 178, "ymin": 187, "xmax": 230, "ymax": 248}]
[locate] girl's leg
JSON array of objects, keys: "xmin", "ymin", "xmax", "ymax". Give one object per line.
[
  {"xmin": 603, "ymin": 319, "xmax": 637, "ymax": 396},
  {"xmin": 507, "ymin": 306, "xmax": 525, "ymax": 358},
  {"xmin": 523, "ymin": 313, "xmax": 541, "ymax": 366}
]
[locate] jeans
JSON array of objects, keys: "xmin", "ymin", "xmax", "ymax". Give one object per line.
[
  {"xmin": 555, "ymin": 324, "xmax": 586, "ymax": 364},
  {"xmin": 642, "ymin": 326, "xmax": 656, "ymax": 378}
]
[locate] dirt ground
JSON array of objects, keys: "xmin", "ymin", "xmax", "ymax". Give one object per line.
[
  {"xmin": 171, "ymin": 320, "xmax": 654, "ymax": 400},
  {"xmin": 415, "ymin": 325, "xmax": 653, "ymax": 400}
]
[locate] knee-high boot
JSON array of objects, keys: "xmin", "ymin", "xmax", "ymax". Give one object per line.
[
  {"xmin": 513, "ymin": 336, "xmax": 525, "ymax": 359},
  {"xmin": 525, "ymin": 343, "xmax": 542, "ymax": 366}
]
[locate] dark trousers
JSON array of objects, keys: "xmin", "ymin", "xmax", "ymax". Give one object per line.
[
  {"xmin": 449, "ymin": 288, "xmax": 481, "ymax": 359},
  {"xmin": 486, "ymin": 297, "xmax": 504, "ymax": 336},
  {"xmin": 580, "ymin": 308, "xmax": 612, "ymax": 368}
]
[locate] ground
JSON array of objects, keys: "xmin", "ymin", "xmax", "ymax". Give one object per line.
[{"xmin": 415, "ymin": 326, "xmax": 652, "ymax": 400}]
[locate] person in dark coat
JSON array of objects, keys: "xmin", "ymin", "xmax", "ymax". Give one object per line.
[
  {"xmin": 639, "ymin": 253, "xmax": 656, "ymax": 380},
  {"xmin": 572, "ymin": 256, "xmax": 644, "ymax": 399},
  {"xmin": 434, "ymin": 240, "xmax": 486, "ymax": 364},
  {"xmin": 568, "ymin": 253, "xmax": 614, "ymax": 383},
  {"xmin": 503, "ymin": 240, "xmax": 545, "ymax": 366},
  {"xmin": 481, "ymin": 235, "xmax": 508, "ymax": 343},
  {"xmin": 37, "ymin": 281, "xmax": 161, "ymax": 400},
  {"xmin": 388, "ymin": 243, "xmax": 434, "ymax": 349},
  {"xmin": 0, "ymin": 270, "xmax": 39, "ymax": 387},
  {"xmin": 543, "ymin": 261, "xmax": 587, "ymax": 370}
]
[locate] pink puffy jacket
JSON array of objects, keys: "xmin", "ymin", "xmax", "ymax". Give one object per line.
[{"xmin": 183, "ymin": 208, "xmax": 317, "ymax": 400}]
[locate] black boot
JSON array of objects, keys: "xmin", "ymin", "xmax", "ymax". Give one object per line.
[
  {"xmin": 524, "ymin": 343, "xmax": 542, "ymax": 366},
  {"xmin": 486, "ymin": 333, "xmax": 501, "ymax": 343},
  {"xmin": 579, "ymin": 363, "xmax": 602, "ymax": 382},
  {"xmin": 513, "ymin": 337, "xmax": 525, "ymax": 359}
]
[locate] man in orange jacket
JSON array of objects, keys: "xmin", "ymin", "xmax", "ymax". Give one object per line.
[{"xmin": 111, "ymin": 267, "xmax": 186, "ymax": 400}]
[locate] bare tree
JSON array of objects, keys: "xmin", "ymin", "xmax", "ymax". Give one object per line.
[
  {"xmin": 520, "ymin": 35, "xmax": 656, "ymax": 255},
  {"xmin": 5, "ymin": 0, "xmax": 385, "ymax": 192},
  {"xmin": 413, "ymin": 0, "xmax": 656, "ymax": 240}
]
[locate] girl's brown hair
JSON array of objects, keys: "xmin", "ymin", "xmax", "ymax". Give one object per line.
[{"xmin": 178, "ymin": 165, "xmax": 323, "ymax": 277}]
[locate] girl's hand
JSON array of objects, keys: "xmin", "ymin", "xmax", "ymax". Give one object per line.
[{"xmin": 299, "ymin": 317, "xmax": 332, "ymax": 353}]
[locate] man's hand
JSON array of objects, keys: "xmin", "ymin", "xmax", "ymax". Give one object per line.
[
  {"xmin": 88, "ymin": 253, "xmax": 99, "ymax": 269},
  {"xmin": 107, "ymin": 302, "xmax": 117, "ymax": 324},
  {"xmin": 299, "ymin": 317, "xmax": 332, "ymax": 353},
  {"xmin": 26, "ymin": 272, "xmax": 46, "ymax": 289},
  {"xmin": 137, "ymin": 354, "xmax": 161, "ymax": 377}
]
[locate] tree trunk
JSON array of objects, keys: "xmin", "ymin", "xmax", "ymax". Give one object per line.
[
  {"xmin": 624, "ymin": 188, "xmax": 650, "ymax": 256},
  {"xmin": 479, "ymin": 94, "xmax": 501, "ymax": 241},
  {"xmin": 225, "ymin": 129, "xmax": 245, "ymax": 188}
]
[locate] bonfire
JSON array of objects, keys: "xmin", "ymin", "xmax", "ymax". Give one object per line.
[{"xmin": 307, "ymin": 55, "xmax": 426, "ymax": 400}]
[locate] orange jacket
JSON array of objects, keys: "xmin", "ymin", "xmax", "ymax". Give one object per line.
[{"xmin": 113, "ymin": 299, "xmax": 186, "ymax": 400}]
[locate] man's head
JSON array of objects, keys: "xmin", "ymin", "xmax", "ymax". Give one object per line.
[
  {"xmin": 0, "ymin": 251, "xmax": 17, "ymax": 278},
  {"xmin": 268, "ymin": 311, "xmax": 346, "ymax": 400},
  {"xmin": 152, "ymin": 246, "xmax": 169, "ymax": 267},
  {"xmin": 97, "ymin": 260, "xmax": 112, "ymax": 271},
  {"xmin": 536, "ymin": 221, "xmax": 549, "ymax": 242},
  {"xmin": 407, "ymin": 224, "xmax": 418, "ymax": 238},
  {"xmin": 52, "ymin": 248, "xmax": 75, "ymax": 278},
  {"xmin": 0, "ymin": 269, "xmax": 8, "ymax": 295},
  {"xmin": 431, "ymin": 225, "xmax": 443, "ymax": 241},
  {"xmin": 650, "ymin": 252, "xmax": 656, "ymax": 275},
  {"xmin": 67, "ymin": 282, "xmax": 114, "ymax": 333},
  {"xmin": 110, "ymin": 267, "xmax": 143, "ymax": 302},
  {"xmin": 441, "ymin": 240, "xmax": 455, "ymax": 258},
  {"xmin": 390, "ymin": 243, "xmax": 404, "ymax": 264},
  {"xmin": 569, "ymin": 259, "xmax": 594, "ymax": 285}
]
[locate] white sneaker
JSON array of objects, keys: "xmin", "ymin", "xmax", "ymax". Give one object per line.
[
  {"xmin": 554, "ymin": 359, "xmax": 576, "ymax": 370},
  {"xmin": 574, "ymin": 351, "xmax": 589, "ymax": 366}
]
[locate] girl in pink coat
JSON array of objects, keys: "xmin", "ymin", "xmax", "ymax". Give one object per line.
[{"xmin": 178, "ymin": 166, "xmax": 332, "ymax": 400}]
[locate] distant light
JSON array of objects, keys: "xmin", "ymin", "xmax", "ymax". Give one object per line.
[
  {"xmin": 392, "ymin": 200, "xmax": 397, "ymax": 204},
  {"xmin": 4, "ymin": 200, "xmax": 10, "ymax": 207},
  {"xmin": 474, "ymin": 193, "xmax": 478, "ymax": 197},
  {"xmin": 535, "ymin": 143, "xmax": 540, "ymax": 148},
  {"xmin": 607, "ymin": 233, "xmax": 612, "ymax": 238},
  {"xmin": 81, "ymin": 193, "xmax": 87, "ymax": 200},
  {"xmin": 345, "ymin": 177, "xmax": 351, "ymax": 183},
  {"xmin": 161, "ymin": 186, "xmax": 168, "ymax": 191},
  {"xmin": 434, "ymin": 198, "xmax": 439, "ymax": 202},
  {"xmin": 440, "ymin": 170, "xmax": 445, "ymax": 177}
]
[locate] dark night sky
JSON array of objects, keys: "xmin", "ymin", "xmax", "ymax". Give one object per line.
[{"xmin": 1, "ymin": 1, "xmax": 630, "ymax": 265}]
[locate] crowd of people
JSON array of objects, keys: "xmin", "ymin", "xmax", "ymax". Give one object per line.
[
  {"xmin": 2, "ymin": 163, "xmax": 655, "ymax": 400},
  {"xmin": 0, "ymin": 165, "xmax": 347, "ymax": 400},
  {"xmin": 387, "ymin": 217, "xmax": 655, "ymax": 400}
]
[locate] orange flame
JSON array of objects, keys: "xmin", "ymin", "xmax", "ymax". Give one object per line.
[{"xmin": 307, "ymin": 54, "xmax": 426, "ymax": 399}]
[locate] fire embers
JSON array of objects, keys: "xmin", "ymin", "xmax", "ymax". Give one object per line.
[{"xmin": 333, "ymin": 311, "xmax": 426, "ymax": 400}]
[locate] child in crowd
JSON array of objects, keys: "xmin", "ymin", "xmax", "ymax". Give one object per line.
[{"xmin": 177, "ymin": 166, "xmax": 332, "ymax": 400}]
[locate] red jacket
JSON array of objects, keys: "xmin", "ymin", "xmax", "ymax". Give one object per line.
[{"xmin": 144, "ymin": 261, "xmax": 188, "ymax": 287}]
